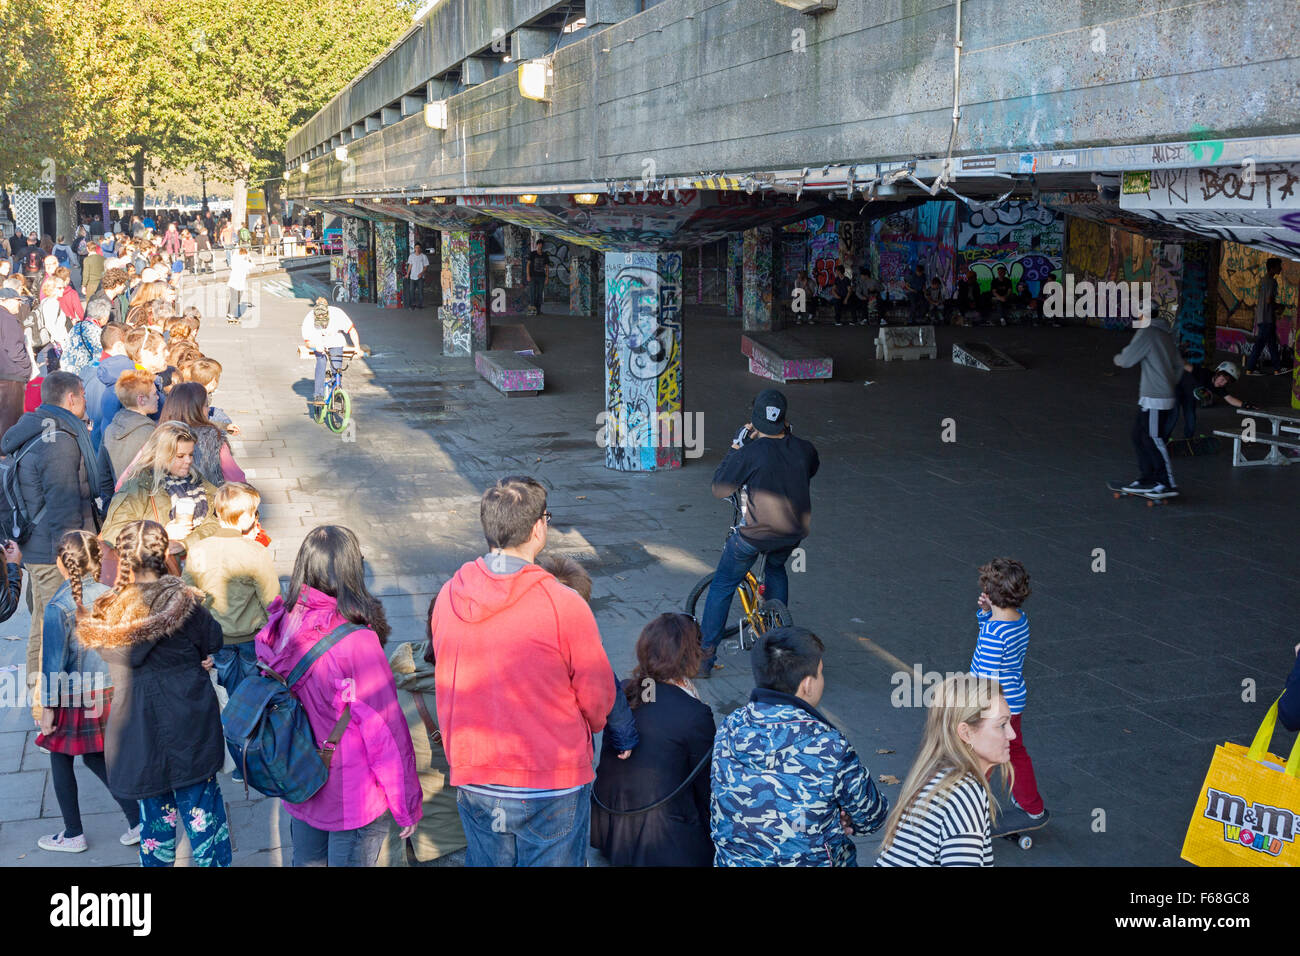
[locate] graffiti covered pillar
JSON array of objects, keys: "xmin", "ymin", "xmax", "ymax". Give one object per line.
[
  {"xmin": 439, "ymin": 230, "xmax": 489, "ymax": 356},
  {"xmin": 374, "ymin": 221, "xmax": 399, "ymax": 308},
  {"xmin": 742, "ymin": 227, "xmax": 774, "ymax": 331},
  {"xmin": 1175, "ymin": 241, "xmax": 1219, "ymax": 369},
  {"xmin": 502, "ymin": 224, "xmax": 528, "ymax": 314},
  {"xmin": 603, "ymin": 251, "xmax": 684, "ymax": 472},
  {"xmin": 341, "ymin": 217, "xmax": 360, "ymax": 303},
  {"xmin": 838, "ymin": 220, "xmax": 865, "ymax": 278},
  {"xmin": 726, "ymin": 235, "xmax": 742, "ymax": 315},
  {"xmin": 570, "ymin": 247, "xmax": 595, "ymax": 316}
]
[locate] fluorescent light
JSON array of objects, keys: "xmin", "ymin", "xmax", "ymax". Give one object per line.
[
  {"xmin": 335, "ymin": 146, "xmax": 348, "ymax": 162},
  {"xmin": 573, "ymin": 193, "xmax": 599, "ymax": 205},
  {"xmin": 424, "ymin": 100, "xmax": 448, "ymax": 129},
  {"xmin": 300, "ymin": 162, "xmax": 309, "ymax": 175},
  {"xmin": 431, "ymin": 196, "xmax": 449, "ymax": 204},
  {"xmin": 519, "ymin": 194, "xmax": 538, "ymax": 205},
  {"xmin": 518, "ymin": 59, "xmax": 552, "ymax": 101}
]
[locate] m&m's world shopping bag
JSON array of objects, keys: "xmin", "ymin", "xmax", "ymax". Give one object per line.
[{"xmin": 1182, "ymin": 698, "xmax": 1299, "ymax": 866}]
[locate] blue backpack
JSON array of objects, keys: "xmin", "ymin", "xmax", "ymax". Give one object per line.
[{"xmin": 221, "ymin": 622, "xmax": 362, "ymax": 803}]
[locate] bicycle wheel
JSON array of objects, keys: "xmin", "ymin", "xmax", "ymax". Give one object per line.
[
  {"xmin": 324, "ymin": 388, "xmax": 351, "ymax": 433},
  {"xmin": 685, "ymin": 572, "xmax": 743, "ymax": 641}
]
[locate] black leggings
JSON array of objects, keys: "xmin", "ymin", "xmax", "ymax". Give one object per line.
[{"xmin": 49, "ymin": 751, "xmax": 140, "ymax": 838}]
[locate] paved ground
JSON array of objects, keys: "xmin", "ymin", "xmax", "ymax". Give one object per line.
[{"xmin": 1, "ymin": 266, "xmax": 1295, "ymax": 866}]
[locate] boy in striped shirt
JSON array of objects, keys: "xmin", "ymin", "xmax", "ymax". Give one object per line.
[{"xmin": 969, "ymin": 557, "xmax": 1048, "ymax": 826}]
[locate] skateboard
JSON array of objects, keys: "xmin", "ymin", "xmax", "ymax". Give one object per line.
[
  {"xmin": 1107, "ymin": 480, "xmax": 1174, "ymax": 507},
  {"xmin": 991, "ymin": 806, "xmax": 1049, "ymax": 850}
]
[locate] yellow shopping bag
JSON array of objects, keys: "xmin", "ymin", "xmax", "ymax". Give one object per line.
[{"xmin": 1181, "ymin": 697, "xmax": 1300, "ymax": 866}]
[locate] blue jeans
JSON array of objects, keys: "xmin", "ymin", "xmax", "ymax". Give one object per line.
[
  {"xmin": 700, "ymin": 532, "xmax": 795, "ymax": 667},
  {"xmin": 456, "ymin": 784, "xmax": 591, "ymax": 867},
  {"xmin": 313, "ymin": 347, "xmax": 343, "ymax": 402},
  {"xmin": 1247, "ymin": 322, "xmax": 1280, "ymax": 371},
  {"xmin": 213, "ymin": 644, "xmax": 257, "ymax": 696},
  {"xmin": 290, "ymin": 813, "xmax": 390, "ymax": 867}
]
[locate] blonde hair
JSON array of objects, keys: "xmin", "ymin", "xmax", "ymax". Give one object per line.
[
  {"xmin": 878, "ymin": 674, "xmax": 1012, "ymax": 852},
  {"xmin": 214, "ymin": 482, "xmax": 260, "ymax": 532},
  {"xmin": 113, "ymin": 368, "xmax": 157, "ymax": 407},
  {"xmin": 122, "ymin": 420, "xmax": 207, "ymax": 488}
]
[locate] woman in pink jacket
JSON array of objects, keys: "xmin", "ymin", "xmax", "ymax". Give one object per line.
[{"xmin": 256, "ymin": 525, "xmax": 422, "ymax": 865}]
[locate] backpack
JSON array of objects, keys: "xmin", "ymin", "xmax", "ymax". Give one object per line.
[
  {"xmin": 0, "ymin": 432, "xmax": 49, "ymax": 545},
  {"xmin": 238, "ymin": 227, "xmax": 251, "ymax": 243},
  {"xmin": 54, "ymin": 246, "xmax": 71, "ymax": 267},
  {"xmin": 221, "ymin": 621, "xmax": 362, "ymax": 803}
]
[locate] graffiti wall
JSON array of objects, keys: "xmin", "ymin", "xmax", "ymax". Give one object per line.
[
  {"xmin": 502, "ymin": 225, "xmax": 528, "ymax": 313},
  {"xmin": 439, "ymin": 230, "xmax": 489, "ymax": 357},
  {"xmin": 870, "ymin": 202, "xmax": 958, "ymax": 299},
  {"xmin": 726, "ymin": 236, "xmax": 742, "ymax": 315},
  {"xmin": 604, "ymin": 252, "xmax": 684, "ymax": 471},
  {"xmin": 1175, "ymin": 241, "xmax": 1217, "ymax": 367},
  {"xmin": 374, "ymin": 221, "xmax": 399, "ymax": 308},
  {"xmin": 742, "ymin": 228, "xmax": 773, "ymax": 331},
  {"xmin": 1065, "ymin": 219, "xmax": 1186, "ymax": 330},
  {"xmin": 341, "ymin": 218, "xmax": 360, "ymax": 303},
  {"xmin": 1216, "ymin": 241, "xmax": 1299, "ymax": 353},
  {"xmin": 956, "ymin": 201, "xmax": 1064, "ymax": 297},
  {"xmin": 570, "ymin": 249, "xmax": 594, "ymax": 316}
]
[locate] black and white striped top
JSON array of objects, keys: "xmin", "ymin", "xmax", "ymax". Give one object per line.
[{"xmin": 874, "ymin": 770, "xmax": 994, "ymax": 867}]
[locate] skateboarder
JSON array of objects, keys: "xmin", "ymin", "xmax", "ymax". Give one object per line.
[
  {"xmin": 1164, "ymin": 360, "xmax": 1255, "ymax": 442},
  {"xmin": 1113, "ymin": 309, "xmax": 1183, "ymax": 498}
]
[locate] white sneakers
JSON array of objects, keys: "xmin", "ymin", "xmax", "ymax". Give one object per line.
[
  {"xmin": 38, "ymin": 824, "xmax": 141, "ymax": 853},
  {"xmin": 120, "ymin": 824, "xmax": 142, "ymax": 846}
]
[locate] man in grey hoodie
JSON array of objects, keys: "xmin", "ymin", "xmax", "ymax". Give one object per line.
[{"xmin": 1113, "ymin": 310, "xmax": 1183, "ymax": 497}]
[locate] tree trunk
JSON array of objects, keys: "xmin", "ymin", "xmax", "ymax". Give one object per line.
[
  {"xmin": 53, "ymin": 173, "xmax": 78, "ymax": 243},
  {"xmin": 233, "ymin": 179, "xmax": 247, "ymax": 230},
  {"xmin": 132, "ymin": 151, "xmax": 146, "ymax": 216},
  {"xmin": 264, "ymin": 179, "xmax": 283, "ymax": 224}
]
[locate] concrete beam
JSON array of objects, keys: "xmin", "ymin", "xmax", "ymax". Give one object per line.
[
  {"xmin": 512, "ymin": 27, "xmax": 558, "ymax": 61},
  {"xmin": 769, "ymin": 0, "xmax": 836, "ymax": 12},
  {"xmin": 427, "ymin": 78, "xmax": 454, "ymax": 100},
  {"xmin": 586, "ymin": 0, "xmax": 638, "ymax": 28},
  {"xmin": 462, "ymin": 57, "xmax": 491, "ymax": 87},
  {"xmin": 382, "ymin": 105, "xmax": 401, "ymax": 126},
  {"xmin": 364, "ymin": 114, "xmax": 381, "ymax": 133},
  {"xmin": 401, "ymin": 94, "xmax": 425, "ymax": 117},
  {"xmin": 351, "ymin": 123, "xmax": 365, "ymax": 141}
]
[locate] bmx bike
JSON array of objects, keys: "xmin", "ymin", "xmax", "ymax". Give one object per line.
[
  {"xmin": 313, "ymin": 350, "xmax": 353, "ymax": 434},
  {"xmin": 684, "ymin": 493, "xmax": 793, "ymax": 654}
]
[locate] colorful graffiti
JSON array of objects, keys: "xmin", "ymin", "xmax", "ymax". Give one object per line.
[
  {"xmin": 341, "ymin": 218, "xmax": 360, "ymax": 303},
  {"xmin": 439, "ymin": 230, "xmax": 489, "ymax": 357},
  {"xmin": 374, "ymin": 222, "xmax": 399, "ymax": 308},
  {"xmin": 742, "ymin": 228, "xmax": 774, "ymax": 331},
  {"xmin": 570, "ymin": 250, "xmax": 594, "ymax": 316},
  {"xmin": 604, "ymin": 252, "xmax": 684, "ymax": 471},
  {"xmin": 501, "ymin": 225, "xmax": 528, "ymax": 314},
  {"xmin": 355, "ymin": 219, "xmax": 372, "ymax": 302},
  {"xmin": 871, "ymin": 203, "xmax": 958, "ymax": 299},
  {"xmin": 1175, "ymin": 241, "xmax": 1216, "ymax": 366},
  {"xmin": 726, "ymin": 236, "xmax": 742, "ymax": 315},
  {"xmin": 1066, "ymin": 221, "xmax": 1184, "ymax": 330},
  {"xmin": 956, "ymin": 201, "xmax": 1063, "ymax": 297},
  {"xmin": 1215, "ymin": 241, "xmax": 1299, "ymax": 356}
]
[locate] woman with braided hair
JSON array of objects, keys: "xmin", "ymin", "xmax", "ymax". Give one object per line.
[
  {"xmin": 35, "ymin": 530, "xmax": 142, "ymax": 854},
  {"xmin": 78, "ymin": 519, "xmax": 230, "ymax": 866}
]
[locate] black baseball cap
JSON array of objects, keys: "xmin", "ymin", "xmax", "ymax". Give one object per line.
[{"xmin": 751, "ymin": 389, "xmax": 788, "ymax": 435}]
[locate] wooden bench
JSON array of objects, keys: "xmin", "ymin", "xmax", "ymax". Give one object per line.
[
  {"xmin": 876, "ymin": 326, "xmax": 937, "ymax": 361},
  {"xmin": 741, "ymin": 332, "xmax": 832, "ymax": 383},
  {"xmin": 475, "ymin": 349, "xmax": 543, "ymax": 396},
  {"xmin": 1212, "ymin": 408, "xmax": 1300, "ymax": 467}
]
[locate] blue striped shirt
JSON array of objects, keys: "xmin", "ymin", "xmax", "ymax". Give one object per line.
[{"xmin": 970, "ymin": 609, "xmax": 1029, "ymax": 714}]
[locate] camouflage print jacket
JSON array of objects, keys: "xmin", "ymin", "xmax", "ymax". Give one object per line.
[{"xmin": 710, "ymin": 688, "xmax": 888, "ymax": 867}]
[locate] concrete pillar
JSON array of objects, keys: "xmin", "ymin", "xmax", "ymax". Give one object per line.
[
  {"xmin": 838, "ymin": 220, "xmax": 865, "ymax": 276},
  {"xmin": 439, "ymin": 229, "xmax": 489, "ymax": 356},
  {"xmin": 513, "ymin": 27, "xmax": 559, "ymax": 60},
  {"xmin": 1175, "ymin": 240, "xmax": 1219, "ymax": 370},
  {"xmin": 742, "ymin": 227, "xmax": 774, "ymax": 331},
  {"xmin": 341, "ymin": 217, "xmax": 360, "ymax": 302},
  {"xmin": 726, "ymin": 235, "xmax": 743, "ymax": 315},
  {"xmin": 603, "ymin": 251, "xmax": 684, "ymax": 472},
  {"xmin": 570, "ymin": 247, "xmax": 595, "ymax": 316},
  {"xmin": 502, "ymin": 224, "xmax": 528, "ymax": 314},
  {"xmin": 374, "ymin": 221, "xmax": 399, "ymax": 308}
]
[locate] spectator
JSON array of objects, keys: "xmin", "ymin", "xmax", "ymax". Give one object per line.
[
  {"xmin": 0, "ymin": 288, "xmax": 33, "ymax": 443},
  {"xmin": 907, "ymin": 263, "xmax": 927, "ymax": 323},
  {"xmin": 96, "ymin": 368, "xmax": 159, "ymax": 490},
  {"xmin": 81, "ymin": 322, "xmax": 128, "ymax": 446},
  {"xmin": 426, "ymin": 476, "xmax": 615, "ymax": 866},
  {"xmin": 875, "ymin": 675, "xmax": 1011, "ymax": 867},
  {"xmin": 62, "ymin": 294, "xmax": 110, "ymax": 376},
  {"xmin": 0, "ymin": 540, "xmax": 22, "ymax": 623},
  {"xmin": 791, "ymin": 270, "xmax": 818, "ymax": 326},
  {"xmin": 81, "ymin": 243, "xmax": 105, "ymax": 298},
  {"xmin": 1246, "ymin": 257, "xmax": 1286, "ymax": 376},
  {"xmin": 375, "ymin": 597, "xmax": 469, "ymax": 868},
  {"xmin": 0, "ymin": 371, "xmax": 106, "ymax": 724},
  {"xmin": 525, "ymin": 241, "xmax": 548, "ymax": 315},
  {"xmin": 832, "ymin": 264, "xmax": 853, "ymax": 326},
  {"xmin": 180, "ymin": 230, "xmax": 196, "ymax": 274},
  {"xmin": 94, "ymin": 327, "xmax": 165, "ymax": 441},
  {"xmin": 196, "ymin": 227, "xmax": 214, "ymax": 274},
  {"xmin": 227, "ymin": 247, "xmax": 251, "ymax": 319},
  {"xmin": 405, "ymin": 244, "xmax": 429, "ymax": 310},
  {"xmin": 157, "ymin": 382, "xmax": 245, "ymax": 486},
  {"xmin": 77, "ymin": 519, "xmax": 231, "ymax": 867},
  {"xmin": 924, "ymin": 277, "xmax": 945, "ymax": 323},
  {"xmin": 591, "ymin": 613, "xmax": 715, "ymax": 867},
  {"xmin": 711, "ymin": 626, "xmax": 888, "ymax": 866},
  {"xmin": 97, "ymin": 268, "xmax": 131, "ymax": 324},
  {"xmin": 854, "ymin": 267, "xmax": 883, "ymax": 327},
  {"xmin": 989, "ymin": 266, "xmax": 1013, "ymax": 326},
  {"xmin": 954, "ymin": 268, "xmax": 981, "ymax": 325},
  {"xmin": 35, "ymin": 531, "xmax": 142, "ymax": 854},
  {"xmin": 182, "ymin": 482, "xmax": 279, "ymax": 701},
  {"xmin": 101, "ymin": 421, "xmax": 220, "ymax": 555},
  {"xmin": 256, "ymin": 525, "xmax": 421, "ymax": 866}
]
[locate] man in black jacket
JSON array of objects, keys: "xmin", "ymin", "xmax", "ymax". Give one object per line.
[
  {"xmin": 0, "ymin": 288, "xmax": 33, "ymax": 444},
  {"xmin": 0, "ymin": 371, "xmax": 106, "ymax": 721},
  {"xmin": 697, "ymin": 389, "xmax": 820, "ymax": 677}
]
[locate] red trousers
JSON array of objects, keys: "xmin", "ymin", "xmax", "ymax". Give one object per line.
[{"xmin": 1009, "ymin": 714, "xmax": 1044, "ymax": 814}]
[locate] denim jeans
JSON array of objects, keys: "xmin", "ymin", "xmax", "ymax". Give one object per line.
[
  {"xmin": 406, "ymin": 276, "xmax": 424, "ymax": 308},
  {"xmin": 290, "ymin": 813, "xmax": 390, "ymax": 867},
  {"xmin": 529, "ymin": 275, "xmax": 545, "ymax": 312},
  {"xmin": 456, "ymin": 783, "xmax": 591, "ymax": 867},
  {"xmin": 213, "ymin": 644, "xmax": 258, "ymax": 697},
  {"xmin": 1247, "ymin": 322, "xmax": 1280, "ymax": 371},
  {"xmin": 313, "ymin": 347, "xmax": 343, "ymax": 401},
  {"xmin": 699, "ymin": 531, "xmax": 795, "ymax": 667}
]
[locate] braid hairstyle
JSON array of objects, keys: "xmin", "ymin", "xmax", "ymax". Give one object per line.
[
  {"xmin": 56, "ymin": 530, "xmax": 102, "ymax": 610},
  {"xmin": 109, "ymin": 520, "xmax": 171, "ymax": 592}
]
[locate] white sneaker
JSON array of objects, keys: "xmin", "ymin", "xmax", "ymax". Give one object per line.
[
  {"xmin": 120, "ymin": 824, "xmax": 142, "ymax": 846},
  {"xmin": 39, "ymin": 831, "xmax": 87, "ymax": 853}
]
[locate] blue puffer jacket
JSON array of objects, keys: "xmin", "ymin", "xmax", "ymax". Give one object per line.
[{"xmin": 710, "ymin": 687, "xmax": 887, "ymax": 866}]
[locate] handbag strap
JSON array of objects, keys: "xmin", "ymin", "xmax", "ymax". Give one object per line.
[
  {"xmin": 412, "ymin": 692, "xmax": 441, "ymax": 745},
  {"xmin": 1246, "ymin": 697, "xmax": 1300, "ymax": 778},
  {"xmin": 285, "ymin": 621, "xmax": 364, "ymax": 688}
]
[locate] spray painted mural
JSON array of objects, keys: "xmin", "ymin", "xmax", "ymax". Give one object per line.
[
  {"xmin": 1216, "ymin": 241, "xmax": 1299, "ymax": 354},
  {"xmin": 742, "ymin": 229, "xmax": 773, "ymax": 331},
  {"xmin": 870, "ymin": 203, "xmax": 958, "ymax": 299},
  {"xmin": 570, "ymin": 250, "xmax": 594, "ymax": 315},
  {"xmin": 726, "ymin": 236, "xmax": 742, "ymax": 315},
  {"xmin": 374, "ymin": 222, "xmax": 399, "ymax": 308},
  {"xmin": 956, "ymin": 202, "xmax": 1064, "ymax": 296},
  {"xmin": 439, "ymin": 231, "xmax": 489, "ymax": 357},
  {"xmin": 341, "ymin": 218, "xmax": 360, "ymax": 302},
  {"xmin": 1065, "ymin": 219, "xmax": 1185, "ymax": 330},
  {"xmin": 604, "ymin": 252, "xmax": 684, "ymax": 471},
  {"xmin": 1175, "ymin": 241, "xmax": 1216, "ymax": 367}
]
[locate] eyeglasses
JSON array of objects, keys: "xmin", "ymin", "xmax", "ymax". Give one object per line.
[{"xmin": 539, "ymin": 510, "xmax": 553, "ymax": 524}]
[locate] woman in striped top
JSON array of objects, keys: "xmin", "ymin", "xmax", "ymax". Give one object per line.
[{"xmin": 875, "ymin": 675, "xmax": 1014, "ymax": 867}]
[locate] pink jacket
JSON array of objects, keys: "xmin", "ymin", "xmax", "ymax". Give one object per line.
[{"xmin": 255, "ymin": 587, "xmax": 422, "ymax": 831}]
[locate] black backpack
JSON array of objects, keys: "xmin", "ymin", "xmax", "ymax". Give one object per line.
[{"xmin": 0, "ymin": 432, "xmax": 47, "ymax": 544}]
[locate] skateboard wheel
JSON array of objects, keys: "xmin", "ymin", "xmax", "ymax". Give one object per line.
[{"xmin": 1019, "ymin": 835, "xmax": 1032, "ymax": 850}]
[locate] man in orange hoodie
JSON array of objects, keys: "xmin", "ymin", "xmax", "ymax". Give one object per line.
[{"xmin": 427, "ymin": 475, "xmax": 615, "ymax": 866}]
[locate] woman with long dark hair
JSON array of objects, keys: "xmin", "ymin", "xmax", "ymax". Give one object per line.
[
  {"xmin": 77, "ymin": 520, "xmax": 230, "ymax": 866},
  {"xmin": 255, "ymin": 525, "xmax": 421, "ymax": 866},
  {"xmin": 590, "ymin": 612, "xmax": 716, "ymax": 866},
  {"xmin": 158, "ymin": 382, "xmax": 245, "ymax": 485}
]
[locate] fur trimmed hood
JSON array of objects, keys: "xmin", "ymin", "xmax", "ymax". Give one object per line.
[{"xmin": 78, "ymin": 576, "xmax": 207, "ymax": 649}]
